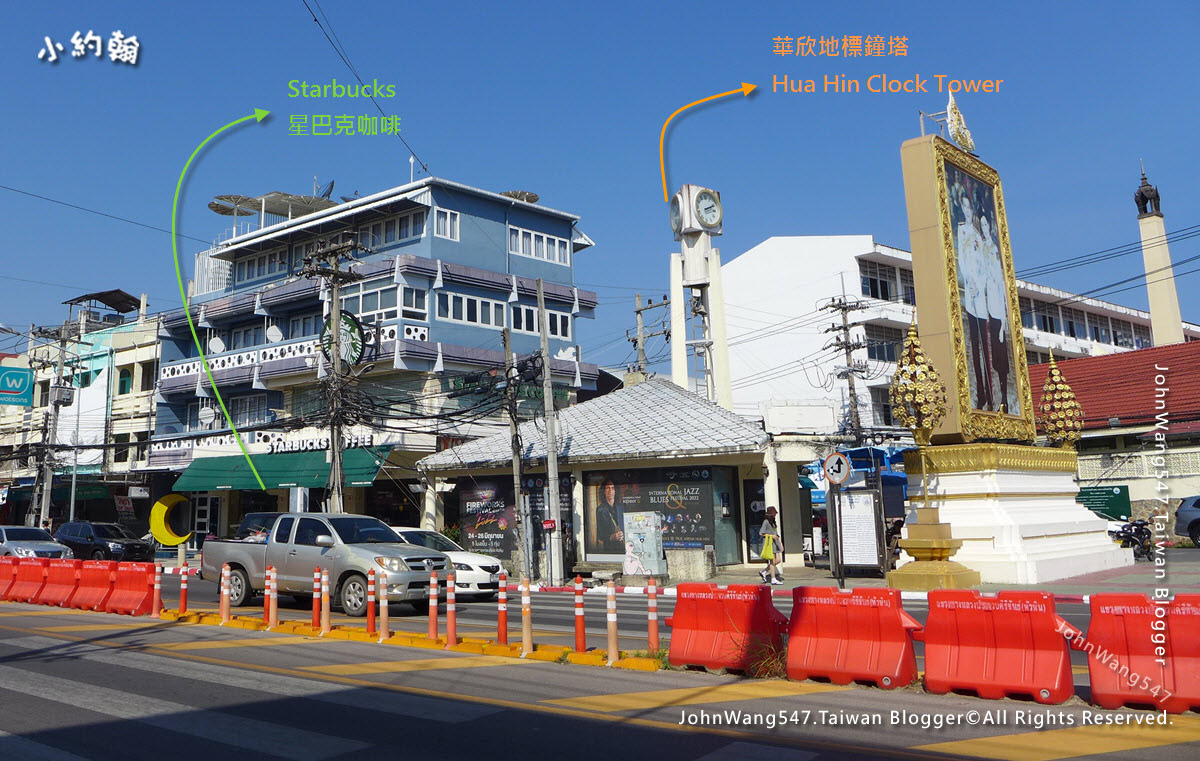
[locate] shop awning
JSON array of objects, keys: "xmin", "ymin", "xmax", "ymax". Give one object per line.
[{"xmin": 172, "ymin": 447, "xmax": 392, "ymax": 492}]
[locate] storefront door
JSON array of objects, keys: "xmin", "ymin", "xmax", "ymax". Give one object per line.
[{"xmin": 190, "ymin": 494, "xmax": 220, "ymax": 550}]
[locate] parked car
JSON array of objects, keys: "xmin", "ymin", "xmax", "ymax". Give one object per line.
[
  {"xmin": 391, "ymin": 526, "xmax": 505, "ymax": 600},
  {"xmin": 201, "ymin": 514, "xmax": 449, "ymax": 616},
  {"xmin": 0, "ymin": 526, "xmax": 73, "ymax": 558},
  {"xmin": 54, "ymin": 521, "xmax": 154, "ymax": 561},
  {"xmin": 1175, "ymin": 496, "xmax": 1200, "ymax": 545}
]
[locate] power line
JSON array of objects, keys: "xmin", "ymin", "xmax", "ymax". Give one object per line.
[{"xmin": 0, "ymin": 183, "xmax": 210, "ymax": 245}]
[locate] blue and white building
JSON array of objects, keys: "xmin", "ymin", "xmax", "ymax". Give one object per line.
[{"xmin": 148, "ymin": 178, "xmax": 599, "ymax": 540}]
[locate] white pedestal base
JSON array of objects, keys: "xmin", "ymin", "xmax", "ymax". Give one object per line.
[{"xmin": 899, "ymin": 466, "xmax": 1133, "ymax": 585}]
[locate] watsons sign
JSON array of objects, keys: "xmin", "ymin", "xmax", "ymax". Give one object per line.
[{"xmin": 268, "ymin": 433, "xmax": 374, "ymax": 455}]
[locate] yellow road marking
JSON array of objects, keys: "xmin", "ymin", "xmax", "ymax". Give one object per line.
[
  {"xmin": 543, "ymin": 681, "xmax": 847, "ymax": 713},
  {"xmin": 0, "ymin": 609, "xmax": 99, "ymax": 617},
  {"xmin": 914, "ymin": 716, "xmax": 1200, "ymax": 761},
  {"xmin": 1071, "ymin": 665, "xmax": 1089, "ymax": 675},
  {"xmin": 152, "ymin": 636, "xmax": 325, "ymax": 650},
  {"xmin": 302, "ymin": 655, "xmax": 530, "ymax": 675},
  {"xmin": 38, "ymin": 623, "xmax": 167, "ymax": 632}
]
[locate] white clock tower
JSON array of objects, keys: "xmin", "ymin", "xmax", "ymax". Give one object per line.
[{"xmin": 668, "ymin": 184, "xmax": 733, "ymax": 410}]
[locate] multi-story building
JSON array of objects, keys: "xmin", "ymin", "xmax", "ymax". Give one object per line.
[
  {"xmin": 722, "ymin": 235, "xmax": 1200, "ymax": 437},
  {"xmin": 150, "ymin": 178, "xmax": 599, "ymax": 541},
  {"xmin": 0, "ymin": 290, "xmax": 161, "ymax": 528}
]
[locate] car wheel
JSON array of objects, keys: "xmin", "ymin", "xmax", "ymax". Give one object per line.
[
  {"xmin": 90, "ymin": 549, "xmax": 106, "ymax": 561},
  {"xmin": 339, "ymin": 574, "xmax": 368, "ymax": 617},
  {"xmin": 1190, "ymin": 522, "xmax": 1200, "ymax": 547},
  {"xmin": 228, "ymin": 568, "xmax": 252, "ymax": 607},
  {"xmin": 410, "ymin": 599, "xmax": 430, "ymax": 614}
]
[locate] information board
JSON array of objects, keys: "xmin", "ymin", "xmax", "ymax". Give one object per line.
[{"xmin": 840, "ymin": 490, "xmax": 881, "ymax": 567}]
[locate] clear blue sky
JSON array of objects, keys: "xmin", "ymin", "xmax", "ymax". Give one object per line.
[{"xmin": 3, "ymin": 1, "xmax": 1198, "ymax": 370}]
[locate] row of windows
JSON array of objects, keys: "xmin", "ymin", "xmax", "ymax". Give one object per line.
[
  {"xmin": 511, "ymin": 304, "xmax": 571, "ymax": 338},
  {"xmin": 186, "ymin": 395, "xmax": 269, "ymax": 432},
  {"xmin": 859, "ymin": 261, "xmax": 916, "ymax": 305},
  {"xmin": 508, "ymin": 225, "xmax": 570, "ymax": 266},
  {"xmin": 864, "ymin": 324, "xmax": 904, "ymax": 363},
  {"xmin": 358, "ymin": 209, "xmax": 427, "ymax": 249},
  {"xmin": 436, "ymin": 292, "xmax": 507, "ymax": 328},
  {"xmin": 1019, "ymin": 298, "xmax": 1152, "ymax": 349}
]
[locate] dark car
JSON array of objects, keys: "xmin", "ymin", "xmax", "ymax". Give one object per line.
[
  {"xmin": 54, "ymin": 521, "xmax": 154, "ymax": 561},
  {"xmin": 1175, "ymin": 496, "xmax": 1200, "ymax": 546}
]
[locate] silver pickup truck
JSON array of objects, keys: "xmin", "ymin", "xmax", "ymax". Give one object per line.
[{"xmin": 200, "ymin": 514, "xmax": 448, "ymax": 616}]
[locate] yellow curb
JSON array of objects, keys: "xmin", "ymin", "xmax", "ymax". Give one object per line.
[
  {"xmin": 524, "ymin": 649, "xmax": 562, "ymax": 663},
  {"xmin": 448, "ymin": 642, "xmax": 485, "ymax": 654},
  {"xmin": 482, "ymin": 644, "xmax": 519, "ymax": 657},
  {"xmin": 534, "ymin": 644, "xmax": 571, "ymax": 655},
  {"xmin": 566, "ymin": 652, "xmax": 607, "ymax": 667},
  {"xmin": 322, "ymin": 629, "xmax": 355, "ymax": 640},
  {"xmin": 614, "ymin": 657, "xmax": 661, "ymax": 672},
  {"xmin": 460, "ymin": 636, "xmax": 491, "ymax": 645},
  {"xmin": 406, "ymin": 637, "xmax": 446, "ymax": 650},
  {"xmin": 343, "ymin": 630, "xmax": 378, "ymax": 643},
  {"xmin": 383, "ymin": 635, "xmax": 416, "ymax": 647}
]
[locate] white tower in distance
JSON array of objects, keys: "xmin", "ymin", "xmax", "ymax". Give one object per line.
[{"xmin": 1134, "ymin": 168, "xmax": 1185, "ymax": 346}]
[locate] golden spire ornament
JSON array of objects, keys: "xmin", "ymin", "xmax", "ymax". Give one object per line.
[
  {"xmin": 946, "ymin": 92, "xmax": 975, "ymax": 153},
  {"xmin": 889, "ymin": 323, "xmax": 948, "ymax": 446},
  {"xmin": 1037, "ymin": 352, "xmax": 1084, "ymax": 447}
]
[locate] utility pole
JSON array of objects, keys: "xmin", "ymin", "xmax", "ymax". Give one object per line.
[
  {"xmin": 301, "ymin": 236, "xmax": 364, "ymax": 513},
  {"xmin": 536, "ymin": 280, "xmax": 563, "ymax": 585},
  {"xmin": 35, "ymin": 322, "xmax": 71, "ymax": 528},
  {"xmin": 502, "ymin": 328, "xmax": 533, "ymax": 581},
  {"xmin": 821, "ymin": 291, "xmax": 868, "ymax": 446},
  {"xmin": 629, "ymin": 295, "xmax": 671, "ymax": 375}
]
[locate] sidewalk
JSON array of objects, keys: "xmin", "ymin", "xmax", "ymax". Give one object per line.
[{"xmin": 711, "ymin": 548, "xmax": 1199, "ymax": 601}]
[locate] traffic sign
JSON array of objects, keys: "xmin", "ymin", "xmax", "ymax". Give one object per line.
[
  {"xmin": 823, "ymin": 452, "xmax": 852, "ymax": 485},
  {"xmin": 0, "ymin": 367, "xmax": 34, "ymax": 407},
  {"xmin": 542, "ymin": 519, "xmax": 556, "ymax": 531}
]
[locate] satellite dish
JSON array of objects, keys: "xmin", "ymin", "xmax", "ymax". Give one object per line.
[
  {"xmin": 340, "ymin": 190, "xmax": 360, "ymax": 203},
  {"xmin": 208, "ymin": 194, "xmax": 258, "ymax": 216},
  {"xmin": 198, "ymin": 407, "xmax": 217, "ymax": 426},
  {"xmin": 318, "ymin": 180, "xmax": 335, "ymax": 199},
  {"xmin": 266, "ymin": 325, "xmax": 283, "ymax": 343},
  {"xmin": 208, "ymin": 335, "xmax": 226, "ymax": 353},
  {"xmin": 501, "ymin": 190, "xmax": 540, "ymax": 204}
]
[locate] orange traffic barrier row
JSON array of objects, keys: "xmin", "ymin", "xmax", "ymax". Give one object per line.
[
  {"xmin": 666, "ymin": 583, "xmax": 788, "ymax": 672},
  {"xmin": 0, "ymin": 557, "xmax": 156, "ymax": 616}
]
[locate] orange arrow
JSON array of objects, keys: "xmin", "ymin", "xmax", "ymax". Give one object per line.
[{"xmin": 659, "ymin": 82, "xmax": 756, "ymax": 202}]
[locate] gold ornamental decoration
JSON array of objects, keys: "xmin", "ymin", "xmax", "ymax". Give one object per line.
[
  {"xmin": 1037, "ymin": 352, "xmax": 1084, "ymax": 447},
  {"xmin": 946, "ymin": 93, "xmax": 975, "ymax": 153},
  {"xmin": 889, "ymin": 323, "xmax": 948, "ymax": 446}
]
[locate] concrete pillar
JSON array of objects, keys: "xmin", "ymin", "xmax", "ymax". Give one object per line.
[
  {"xmin": 421, "ymin": 477, "xmax": 443, "ymax": 530},
  {"xmin": 762, "ymin": 447, "xmax": 780, "ymax": 519},
  {"xmin": 288, "ymin": 487, "xmax": 309, "ymax": 513},
  {"xmin": 777, "ymin": 462, "xmax": 803, "ymax": 567},
  {"xmin": 669, "ymin": 253, "xmax": 688, "ymax": 389},
  {"xmin": 707, "ymin": 248, "xmax": 734, "ymax": 410},
  {"xmin": 1138, "ymin": 213, "xmax": 1185, "ymax": 346}
]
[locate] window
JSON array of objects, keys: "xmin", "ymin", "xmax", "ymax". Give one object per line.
[
  {"xmin": 899, "ymin": 268, "xmax": 916, "ymax": 305},
  {"xmin": 288, "ymin": 312, "xmax": 323, "ymax": 339},
  {"xmin": 117, "ymin": 367, "xmax": 133, "ymax": 396},
  {"xmin": 507, "ymin": 225, "xmax": 571, "ymax": 266},
  {"xmin": 341, "ymin": 277, "xmax": 398, "ymax": 324},
  {"xmin": 139, "ymin": 361, "xmax": 156, "ymax": 392},
  {"xmin": 36, "ymin": 380, "xmax": 50, "ymax": 408},
  {"xmin": 1019, "ymin": 297, "xmax": 1034, "ymax": 330},
  {"xmin": 231, "ymin": 394, "xmax": 269, "ymax": 428},
  {"xmin": 133, "ymin": 431, "xmax": 148, "ymax": 462},
  {"xmin": 234, "ymin": 249, "xmax": 289, "ymax": 283},
  {"xmin": 112, "ymin": 433, "xmax": 130, "ymax": 463},
  {"xmin": 1031, "ymin": 300, "xmax": 1059, "ymax": 334},
  {"xmin": 358, "ymin": 222, "xmax": 384, "ymax": 248},
  {"xmin": 1026, "ymin": 350, "xmax": 1050, "ymax": 366},
  {"xmin": 434, "ymin": 209, "xmax": 460, "ymax": 241},
  {"xmin": 187, "ymin": 399, "xmax": 219, "ymax": 431},
  {"xmin": 1111, "ymin": 318, "xmax": 1134, "ymax": 348},
  {"xmin": 860, "ymin": 261, "xmax": 897, "ymax": 301},
  {"xmin": 229, "ymin": 325, "xmax": 265, "ymax": 350},
  {"xmin": 1133, "ymin": 323, "xmax": 1152, "ymax": 349},
  {"xmin": 293, "ymin": 518, "xmax": 326, "ymax": 546},
  {"xmin": 402, "ymin": 287, "xmax": 427, "ymax": 320},
  {"xmin": 273, "ymin": 517, "xmax": 295, "ymax": 544},
  {"xmin": 864, "ymin": 324, "xmax": 903, "ymax": 362},
  {"xmin": 510, "ymin": 306, "xmax": 571, "ymax": 338},
  {"xmin": 1088, "ymin": 313, "xmax": 1111, "ymax": 344},
  {"xmin": 870, "ymin": 387, "xmax": 894, "ymax": 426},
  {"xmin": 436, "ymin": 292, "xmax": 506, "ymax": 329},
  {"xmin": 1062, "ymin": 307, "xmax": 1087, "ymax": 339}
]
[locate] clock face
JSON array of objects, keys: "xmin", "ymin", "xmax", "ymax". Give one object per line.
[
  {"xmin": 694, "ymin": 190, "xmax": 722, "ymax": 227},
  {"xmin": 669, "ymin": 195, "xmax": 682, "ymax": 232},
  {"xmin": 320, "ymin": 313, "xmax": 366, "ymax": 366}
]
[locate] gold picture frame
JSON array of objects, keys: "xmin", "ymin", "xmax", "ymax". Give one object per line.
[{"xmin": 901, "ymin": 135, "xmax": 1035, "ymax": 443}]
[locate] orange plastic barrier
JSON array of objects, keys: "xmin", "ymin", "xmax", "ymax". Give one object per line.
[
  {"xmin": 104, "ymin": 562, "xmax": 155, "ymax": 616},
  {"xmin": 1086, "ymin": 593, "xmax": 1200, "ymax": 713},
  {"xmin": 35, "ymin": 559, "xmax": 82, "ymax": 607},
  {"xmin": 665, "ymin": 583, "xmax": 788, "ymax": 672},
  {"xmin": 7, "ymin": 558, "xmax": 50, "ymax": 603},
  {"xmin": 0, "ymin": 556, "xmax": 18, "ymax": 600},
  {"xmin": 72, "ymin": 560, "xmax": 118, "ymax": 611},
  {"xmin": 915, "ymin": 590, "xmax": 1082, "ymax": 704},
  {"xmin": 787, "ymin": 586, "xmax": 922, "ymax": 689}
]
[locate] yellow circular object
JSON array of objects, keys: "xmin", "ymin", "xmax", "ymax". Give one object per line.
[{"xmin": 150, "ymin": 493, "xmax": 192, "ymax": 546}]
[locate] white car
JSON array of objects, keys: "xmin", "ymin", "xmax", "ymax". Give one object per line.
[{"xmin": 391, "ymin": 527, "xmax": 504, "ymax": 600}]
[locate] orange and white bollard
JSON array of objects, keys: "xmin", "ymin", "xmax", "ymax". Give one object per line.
[
  {"xmin": 497, "ymin": 571, "xmax": 508, "ymax": 645},
  {"xmin": 219, "ymin": 563, "xmax": 231, "ymax": 625},
  {"xmin": 647, "ymin": 576, "xmax": 660, "ymax": 653},
  {"xmin": 178, "ymin": 562, "xmax": 189, "ymax": 615},
  {"xmin": 445, "ymin": 570, "xmax": 457, "ymax": 648},
  {"xmin": 151, "ymin": 564, "xmax": 162, "ymax": 615},
  {"xmin": 378, "ymin": 570, "xmax": 390, "ymax": 642},
  {"xmin": 267, "ymin": 567, "xmax": 278, "ymax": 630},
  {"xmin": 366, "ymin": 568, "xmax": 377, "ymax": 637},
  {"xmin": 320, "ymin": 568, "xmax": 331, "ymax": 636},
  {"xmin": 427, "ymin": 570, "xmax": 439, "ymax": 640},
  {"xmin": 574, "ymin": 575, "xmax": 586, "ymax": 652},
  {"xmin": 606, "ymin": 580, "xmax": 618, "ymax": 665},
  {"xmin": 311, "ymin": 567, "xmax": 321, "ymax": 628},
  {"xmin": 262, "ymin": 565, "xmax": 272, "ymax": 625},
  {"xmin": 520, "ymin": 577, "xmax": 533, "ymax": 656}
]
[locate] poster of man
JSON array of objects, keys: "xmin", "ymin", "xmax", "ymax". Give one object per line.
[
  {"xmin": 946, "ymin": 162, "xmax": 1021, "ymax": 416},
  {"xmin": 584, "ymin": 469, "xmax": 714, "ymax": 557},
  {"xmin": 590, "ymin": 476, "xmax": 624, "ymax": 554}
]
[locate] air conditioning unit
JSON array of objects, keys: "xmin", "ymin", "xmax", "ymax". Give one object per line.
[
  {"xmin": 403, "ymin": 325, "xmax": 428, "ymax": 342},
  {"xmin": 102, "ymin": 313, "xmax": 124, "ymax": 325}
]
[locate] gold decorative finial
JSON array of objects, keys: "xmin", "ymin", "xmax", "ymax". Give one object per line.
[
  {"xmin": 889, "ymin": 323, "xmax": 948, "ymax": 446},
  {"xmin": 947, "ymin": 92, "xmax": 975, "ymax": 153},
  {"xmin": 1037, "ymin": 351, "xmax": 1084, "ymax": 447}
]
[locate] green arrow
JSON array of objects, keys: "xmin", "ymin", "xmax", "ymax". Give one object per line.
[{"xmin": 171, "ymin": 109, "xmax": 271, "ymax": 491}]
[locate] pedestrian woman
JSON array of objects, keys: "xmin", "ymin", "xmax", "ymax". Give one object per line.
[{"xmin": 759, "ymin": 506, "xmax": 784, "ymax": 585}]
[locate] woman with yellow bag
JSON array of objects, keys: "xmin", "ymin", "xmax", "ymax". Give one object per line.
[{"xmin": 758, "ymin": 506, "xmax": 784, "ymax": 585}]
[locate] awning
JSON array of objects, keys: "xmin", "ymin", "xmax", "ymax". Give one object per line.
[{"xmin": 172, "ymin": 447, "xmax": 392, "ymax": 492}]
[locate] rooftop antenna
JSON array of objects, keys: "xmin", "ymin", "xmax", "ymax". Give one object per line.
[
  {"xmin": 313, "ymin": 175, "xmax": 319, "ymax": 195},
  {"xmin": 339, "ymin": 190, "xmax": 360, "ymax": 203},
  {"xmin": 410, "ymin": 154, "xmax": 415, "ymax": 184}
]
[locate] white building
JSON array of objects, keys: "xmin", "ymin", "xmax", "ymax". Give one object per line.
[{"xmin": 722, "ymin": 235, "xmax": 1200, "ymax": 437}]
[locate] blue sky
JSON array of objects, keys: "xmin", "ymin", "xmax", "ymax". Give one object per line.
[{"xmin": 3, "ymin": 1, "xmax": 1198, "ymax": 370}]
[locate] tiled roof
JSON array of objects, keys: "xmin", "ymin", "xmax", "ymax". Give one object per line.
[
  {"xmin": 1031, "ymin": 341, "xmax": 1200, "ymax": 430},
  {"xmin": 418, "ymin": 378, "xmax": 769, "ymax": 471}
]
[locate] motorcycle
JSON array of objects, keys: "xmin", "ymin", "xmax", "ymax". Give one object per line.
[{"xmin": 1113, "ymin": 519, "xmax": 1153, "ymax": 561}]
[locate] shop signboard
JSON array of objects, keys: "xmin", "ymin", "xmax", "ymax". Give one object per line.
[
  {"xmin": 1076, "ymin": 485, "xmax": 1131, "ymax": 520},
  {"xmin": 0, "ymin": 368, "xmax": 34, "ymax": 407}
]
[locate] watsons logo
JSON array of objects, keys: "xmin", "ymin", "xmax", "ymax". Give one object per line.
[{"xmin": 288, "ymin": 78, "xmax": 395, "ymax": 98}]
